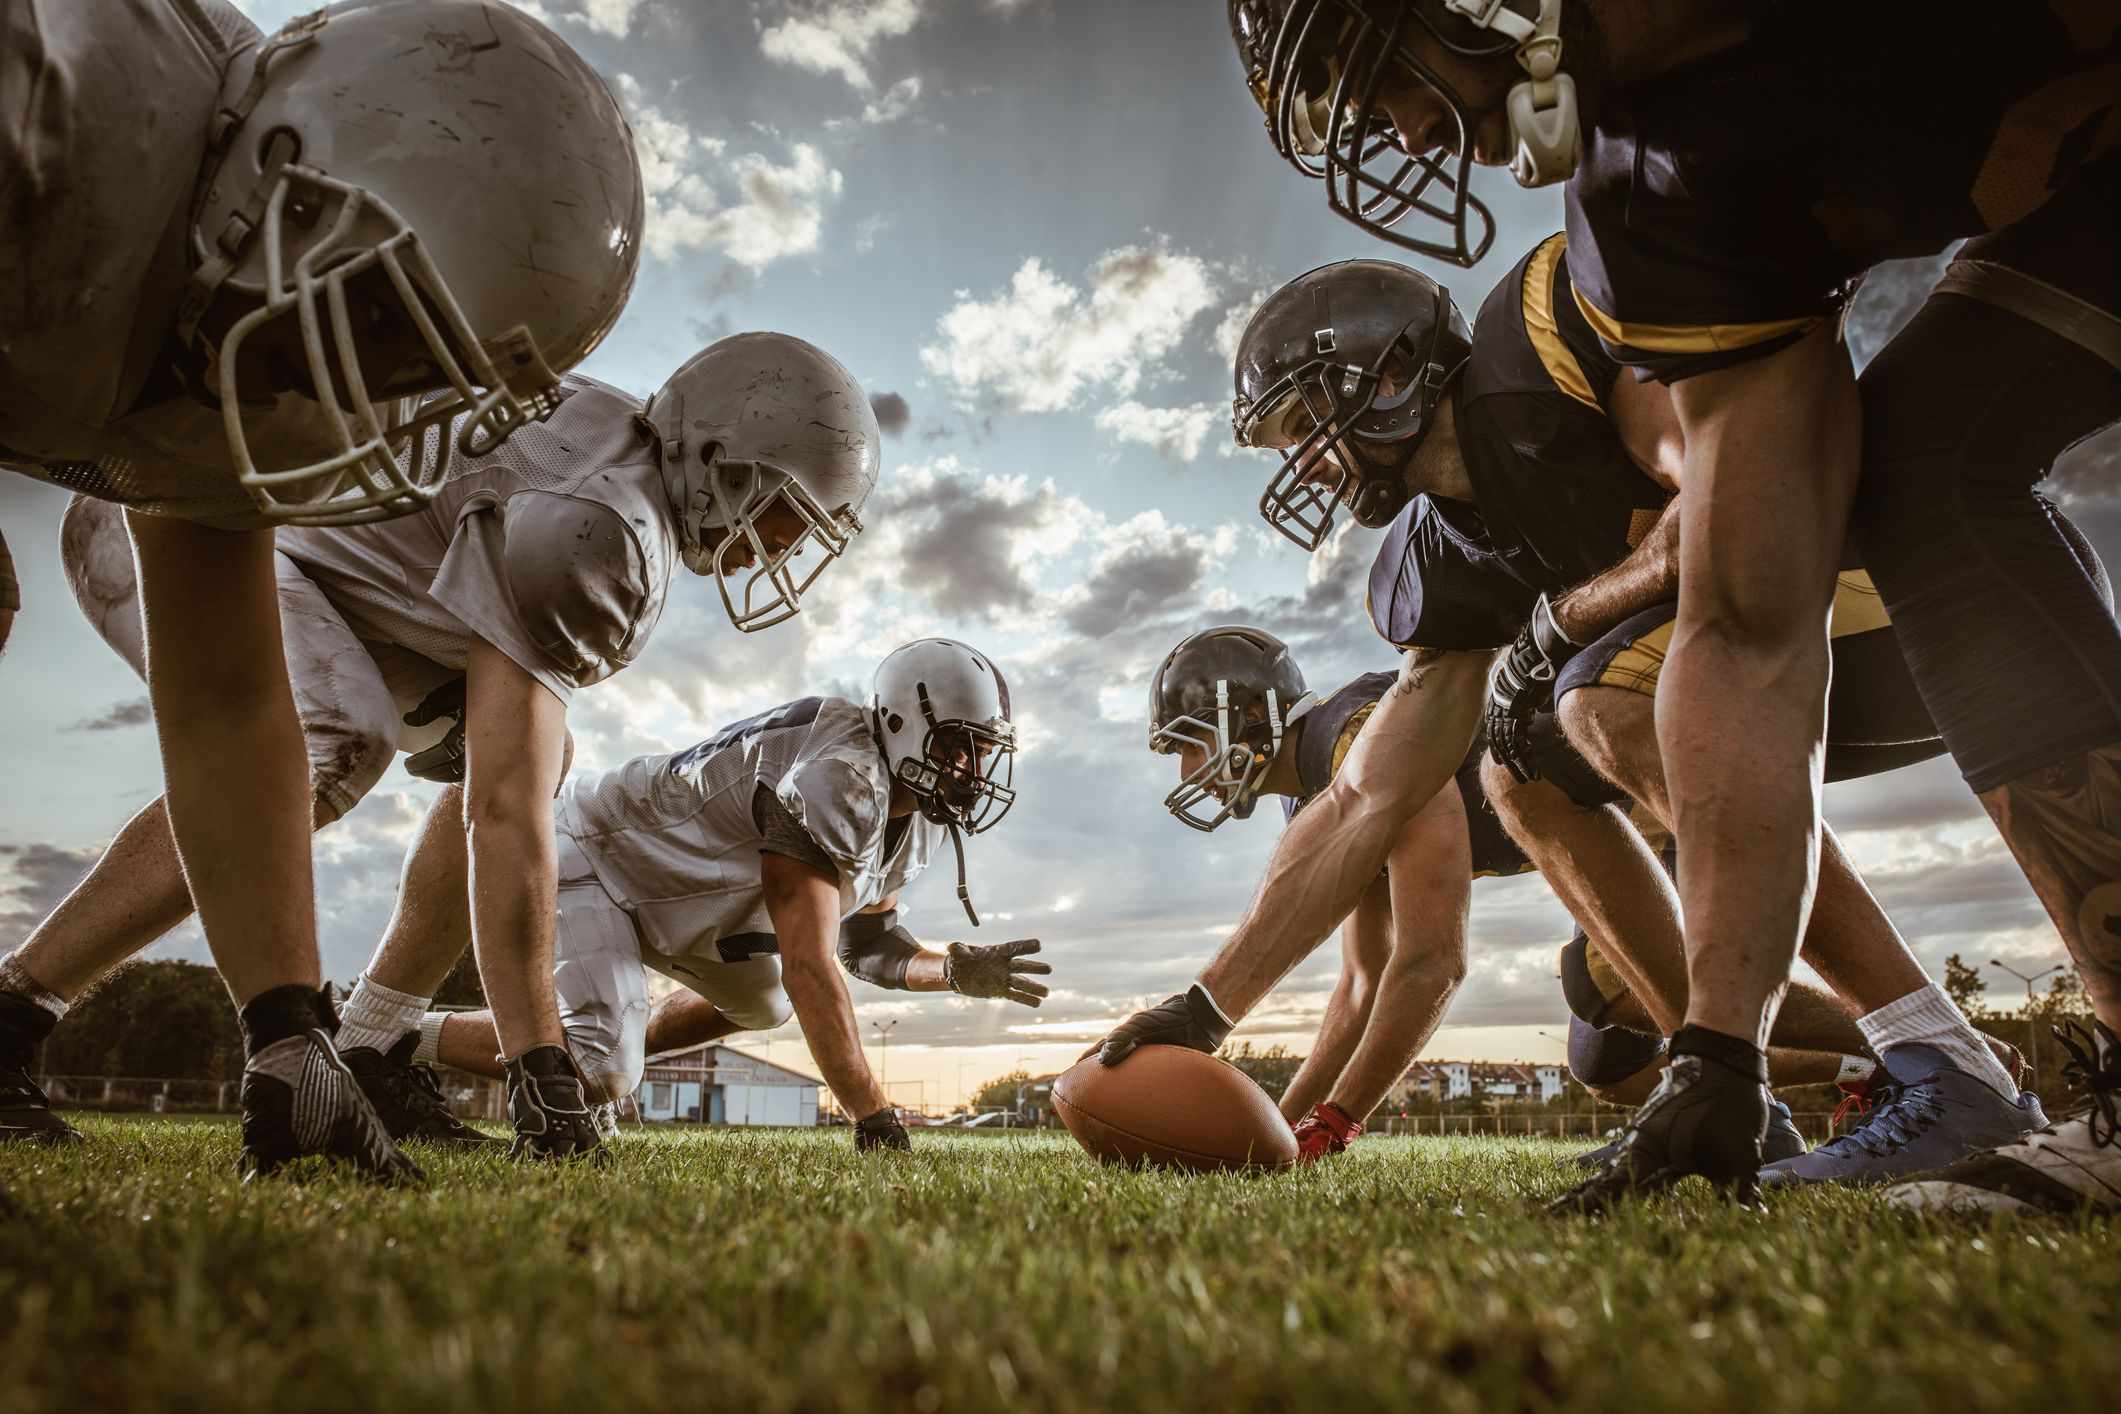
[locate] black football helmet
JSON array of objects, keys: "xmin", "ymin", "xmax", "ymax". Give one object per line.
[
  {"xmin": 1233, "ymin": 259, "xmax": 1471, "ymax": 551},
  {"xmin": 1228, "ymin": 0, "xmax": 1579, "ymax": 266},
  {"xmin": 1149, "ymin": 626, "xmax": 1317, "ymax": 831}
]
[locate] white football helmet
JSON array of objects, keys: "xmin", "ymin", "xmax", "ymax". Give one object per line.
[
  {"xmin": 871, "ymin": 638, "xmax": 1017, "ymax": 926},
  {"xmin": 644, "ymin": 333, "xmax": 881, "ymax": 632},
  {"xmin": 180, "ymin": 0, "xmax": 645, "ymax": 525}
]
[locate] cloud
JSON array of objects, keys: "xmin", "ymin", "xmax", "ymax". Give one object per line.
[
  {"xmin": 517, "ymin": 0, "xmax": 656, "ymax": 36},
  {"xmin": 0, "ymin": 843, "xmax": 99, "ymax": 948},
  {"xmin": 1846, "ymin": 250, "xmax": 1954, "ymax": 370},
  {"xmin": 757, "ymin": 0, "xmax": 925, "ymax": 91},
  {"xmin": 876, "ymin": 461, "xmax": 1076, "ymax": 621},
  {"xmin": 859, "ymin": 75, "xmax": 925, "ymax": 125},
  {"xmin": 1094, "ymin": 400, "xmax": 1221, "ymax": 463},
  {"xmin": 1057, "ymin": 514, "xmax": 1221, "ymax": 639},
  {"xmin": 1211, "ymin": 286, "xmax": 1271, "ymax": 364},
  {"xmin": 68, "ymin": 697, "xmax": 151, "ymax": 732},
  {"xmin": 919, "ymin": 240, "xmax": 1221, "ymax": 414},
  {"xmin": 869, "ymin": 392, "xmax": 912, "ymax": 438},
  {"xmin": 615, "ymin": 75, "xmax": 843, "ymax": 268}
]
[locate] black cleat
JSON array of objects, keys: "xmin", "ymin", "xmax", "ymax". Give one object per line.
[
  {"xmin": 342, "ymin": 1034, "xmax": 502, "ymax": 1149},
  {"xmin": 238, "ymin": 1030, "xmax": 425, "ymax": 1184},
  {"xmin": 505, "ymin": 1045, "xmax": 611, "ymax": 1165},
  {"xmin": 0, "ymin": 992, "xmax": 83, "ymax": 1147},
  {"xmin": 1548, "ymin": 1052, "xmax": 1770, "ymax": 1216}
]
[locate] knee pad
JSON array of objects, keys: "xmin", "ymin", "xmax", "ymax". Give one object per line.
[
  {"xmin": 564, "ymin": 1011, "xmax": 647, "ymax": 1106},
  {"xmin": 1568, "ymin": 1012, "xmax": 1668, "ymax": 1088},
  {"xmin": 714, "ymin": 989, "xmax": 793, "ymax": 1032},
  {"xmin": 307, "ymin": 717, "xmax": 398, "ymax": 825},
  {"xmin": 1558, "ymin": 932, "xmax": 1618, "ymax": 1027}
]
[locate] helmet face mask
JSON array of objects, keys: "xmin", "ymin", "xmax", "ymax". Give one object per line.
[
  {"xmin": 183, "ymin": 1, "xmax": 646, "ymax": 527},
  {"xmin": 209, "ymin": 157, "xmax": 563, "ymax": 526},
  {"xmin": 1151, "ymin": 685, "xmax": 1287, "ymax": 832},
  {"xmin": 1148, "ymin": 626, "xmax": 1316, "ymax": 832},
  {"xmin": 1234, "ymin": 270, "xmax": 1468, "ymax": 551},
  {"xmin": 1233, "ymin": 0, "xmax": 1578, "ymax": 267},
  {"xmin": 687, "ymin": 457, "xmax": 861, "ymax": 633},
  {"xmin": 872, "ymin": 640, "xmax": 1018, "ymax": 835}
]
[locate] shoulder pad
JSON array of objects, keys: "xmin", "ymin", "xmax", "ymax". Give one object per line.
[
  {"xmin": 501, "ymin": 492, "xmax": 651, "ymax": 686},
  {"xmin": 1367, "ymin": 496, "xmax": 1536, "ymax": 651}
]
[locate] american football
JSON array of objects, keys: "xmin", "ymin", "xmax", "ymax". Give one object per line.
[
  {"xmin": 3, "ymin": 1, "xmax": 2119, "ymax": 1410},
  {"xmin": 1054, "ymin": 1047, "xmax": 1299, "ymax": 1172}
]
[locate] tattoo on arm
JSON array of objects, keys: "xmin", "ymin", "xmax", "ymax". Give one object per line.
[{"xmin": 1396, "ymin": 648, "xmax": 1447, "ymax": 697}]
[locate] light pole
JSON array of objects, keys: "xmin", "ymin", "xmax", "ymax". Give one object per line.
[
  {"xmin": 870, "ymin": 1019, "xmax": 899, "ymax": 1097},
  {"xmin": 1992, "ymin": 959, "xmax": 2064, "ymax": 1083}
]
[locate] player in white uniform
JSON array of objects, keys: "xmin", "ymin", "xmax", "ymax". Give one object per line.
[
  {"xmin": 320, "ymin": 639, "xmax": 1044, "ymax": 1152},
  {"xmin": 0, "ymin": 335, "xmax": 881, "ymax": 1160},
  {"xmin": 0, "ymin": 0, "xmax": 644, "ymax": 1179}
]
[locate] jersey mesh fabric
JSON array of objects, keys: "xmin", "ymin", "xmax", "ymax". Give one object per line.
[
  {"xmin": 276, "ymin": 375, "xmax": 677, "ymax": 700},
  {"xmin": 556, "ymin": 698, "xmax": 940, "ymax": 966}
]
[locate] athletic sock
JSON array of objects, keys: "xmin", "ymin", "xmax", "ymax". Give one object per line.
[
  {"xmin": 413, "ymin": 1011, "xmax": 451, "ymax": 1068},
  {"xmin": 0, "ymin": 952, "xmax": 67, "ymax": 1021},
  {"xmin": 338, "ymin": 973, "xmax": 430, "ymax": 1055},
  {"xmin": 1857, "ymin": 983, "xmax": 2021, "ymax": 1097}
]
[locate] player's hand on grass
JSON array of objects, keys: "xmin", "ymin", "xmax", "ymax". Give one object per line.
[
  {"xmin": 855, "ymin": 1107, "xmax": 911, "ymax": 1153},
  {"xmin": 1093, "ymin": 982, "xmax": 1232, "ymax": 1067},
  {"xmin": 945, "ymin": 939, "xmax": 1050, "ymax": 1008},
  {"xmin": 1485, "ymin": 594, "xmax": 1580, "ymax": 783}
]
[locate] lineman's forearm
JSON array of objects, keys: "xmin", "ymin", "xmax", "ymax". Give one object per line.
[
  {"xmin": 783, "ymin": 956, "xmax": 886, "ymax": 1117},
  {"xmin": 466, "ymin": 813, "xmax": 561, "ymax": 1054},
  {"xmin": 1278, "ymin": 979, "xmax": 1373, "ymax": 1120},
  {"xmin": 1551, "ymin": 501, "xmax": 1679, "ymax": 645},
  {"xmin": 1327, "ymin": 958, "xmax": 1461, "ymax": 1119}
]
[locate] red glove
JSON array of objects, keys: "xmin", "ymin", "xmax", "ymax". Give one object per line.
[{"xmin": 1292, "ymin": 1102, "xmax": 1362, "ymax": 1162}]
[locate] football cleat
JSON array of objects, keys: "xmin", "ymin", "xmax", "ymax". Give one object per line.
[
  {"xmin": 1292, "ymin": 1102, "xmax": 1362, "ymax": 1163},
  {"xmin": 0, "ymin": 993, "xmax": 82, "ymax": 1146},
  {"xmin": 238, "ymin": 1030, "xmax": 425, "ymax": 1184},
  {"xmin": 1548, "ymin": 1051, "xmax": 1770, "ymax": 1215},
  {"xmin": 341, "ymin": 1034, "xmax": 501, "ymax": 1149},
  {"xmin": 1575, "ymin": 1099, "xmax": 1802, "ymax": 1169},
  {"xmin": 505, "ymin": 1045, "xmax": 611, "ymax": 1164},
  {"xmin": 1887, "ymin": 1021, "xmax": 2121, "ymax": 1215},
  {"xmin": 1761, "ymin": 1045, "xmax": 2046, "ymax": 1188}
]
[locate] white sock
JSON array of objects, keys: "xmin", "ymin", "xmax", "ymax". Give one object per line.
[
  {"xmin": 1857, "ymin": 984, "xmax": 2020, "ymax": 1096},
  {"xmin": 0, "ymin": 952, "xmax": 67, "ymax": 1019},
  {"xmin": 413, "ymin": 1011, "xmax": 451, "ymax": 1068},
  {"xmin": 337, "ymin": 973, "xmax": 430, "ymax": 1055}
]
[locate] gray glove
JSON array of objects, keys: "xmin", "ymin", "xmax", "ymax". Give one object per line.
[{"xmin": 945, "ymin": 939, "xmax": 1051, "ymax": 1008}]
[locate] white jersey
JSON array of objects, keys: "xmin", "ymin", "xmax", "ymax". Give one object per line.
[
  {"xmin": 0, "ymin": 0, "xmax": 266, "ymax": 523},
  {"xmin": 277, "ymin": 375, "xmax": 679, "ymax": 703},
  {"xmin": 555, "ymin": 697, "xmax": 942, "ymax": 964}
]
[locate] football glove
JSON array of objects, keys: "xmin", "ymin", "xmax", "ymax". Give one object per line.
[
  {"xmin": 1485, "ymin": 594, "xmax": 1580, "ymax": 784},
  {"xmin": 856, "ymin": 1107, "xmax": 911, "ymax": 1153},
  {"xmin": 945, "ymin": 939, "xmax": 1051, "ymax": 1008},
  {"xmin": 1093, "ymin": 983, "xmax": 1233, "ymax": 1068},
  {"xmin": 1293, "ymin": 1101, "xmax": 1363, "ymax": 1162},
  {"xmin": 402, "ymin": 676, "xmax": 469, "ymax": 784}
]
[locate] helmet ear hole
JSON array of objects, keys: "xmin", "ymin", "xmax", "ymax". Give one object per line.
[{"xmin": 885, "ymin": 711, "xmax": 904, "ymax": 735}]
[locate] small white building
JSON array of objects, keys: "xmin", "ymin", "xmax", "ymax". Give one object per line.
[{"xmin": 634, "ymin": 1042, "xmax": 821, "ymax": 1127}]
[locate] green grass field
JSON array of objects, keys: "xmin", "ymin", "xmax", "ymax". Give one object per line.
[{"xmin": 2, "ymin": 1117, "xmax": 2117, "ymax": 1413}]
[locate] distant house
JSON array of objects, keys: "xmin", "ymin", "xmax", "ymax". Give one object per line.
[
  {"xmin": 1395, "ymin": 1060, "xmax": 1567, "ymax": 1106},
  {"xmin": 635, "ymin": 1042, "xmax": 822, "ymax": 1126}
]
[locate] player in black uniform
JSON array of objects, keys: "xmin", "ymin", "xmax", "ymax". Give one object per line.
[
  {"xmin": 1228, "ymin": 0, "xmax": 2121, "ymax": 1213},
  {"xmin": 1098, "ymin": 249, "xmax": 2046, "ymax": 1184}
]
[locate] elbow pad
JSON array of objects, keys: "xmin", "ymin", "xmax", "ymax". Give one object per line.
[{"xmin": 837, "ymin": 909, "xmax": 922, "ymax": 990}]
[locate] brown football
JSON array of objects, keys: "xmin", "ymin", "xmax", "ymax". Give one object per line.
[{"xmin": 1052, "ymin": 1046, "xmax": 1298, "ymax": 1173}]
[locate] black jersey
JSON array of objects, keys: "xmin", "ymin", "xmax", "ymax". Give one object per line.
[
  {"xmin": 1281, "ymin": 671, "xmax": 1531, "ymax": 879},
  {"xmin": 1367, "ymin": 235, "xmax": 1670, "ymax": 653},
  {"xmin": 1563, "ymin": 3, "xmax": 2121, "ymax": 382}
]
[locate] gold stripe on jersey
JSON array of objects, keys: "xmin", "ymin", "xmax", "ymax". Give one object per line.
[
  {"xmin": 1570, "ymin": 286, "xmax": 1822, "ymax": 356},
  {"xmin": 1523, "ymin": 234, "xmax": 1601, "ymax": 411},
  {"xmin": 1625, "ymin": 506, "xmax": 1663, "ymax": 548},
  {"xmin": 1329, "ymin": 701, "xmax": 1380, "ymax": 781}
]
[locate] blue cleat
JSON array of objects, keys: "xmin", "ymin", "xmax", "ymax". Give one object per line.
[{"xmin": 1760, "ymin": 1044, "xmax": 2046, "ymax": 1187}]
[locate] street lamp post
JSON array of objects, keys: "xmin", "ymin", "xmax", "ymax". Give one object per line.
[
  {"xmin": 1992, "ymin": 959, "xmax": 2064, "ymax": 1083},
  {"xmin": 870, "ymin": 1019, "xmax": 899, "ymax": 1098}
]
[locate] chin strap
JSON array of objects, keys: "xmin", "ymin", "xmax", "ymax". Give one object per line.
[
  {"xmin": 947, "ymin": 822, "xmax": 979, "ymax": 927},
  {"xmin": 1442, "ymin": 0, "xmax": 1580, "ymax": 187}
]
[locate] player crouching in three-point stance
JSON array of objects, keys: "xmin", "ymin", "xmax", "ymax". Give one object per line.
[
  {"xmin": 0, "ymin": 333, "xmax": 877, "ymax": 1161},
  {"xmin": 1098, "ymin": 250, "xmax": 2041, "ymax": 1186},
  {"xmin": 345, "ymin": 639, "xmax": 1042, "ymax": 1154},
  {"xmin": 0, "ymin": 0, "xmax": 643, "ymax": 1178},
  {"xmin": 1230, "ymin": 0, "xmax": 2121, "ymax": 1214}
]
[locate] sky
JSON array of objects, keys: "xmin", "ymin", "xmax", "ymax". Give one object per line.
[{"xmin": 2, "ymin": 0, "xmax": 2116, "ymax": 1110}]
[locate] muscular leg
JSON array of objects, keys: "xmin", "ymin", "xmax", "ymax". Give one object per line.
[
  {"xmin": 363, "ymin": 785, "xmax": 473, "ymax": 998},
  {"xmin": 125, "ymin": 513, "xmax": 318, "ymax": 1004},
  {"xmin": 643, "ymin": 991, "xmax": 744, "ymax": 1055},
  {"xmin": 1278, "ymin": 874, "xmax": 1393, "ymax": 1122}
]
